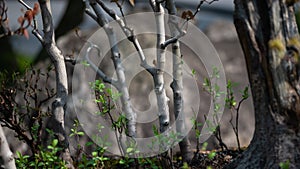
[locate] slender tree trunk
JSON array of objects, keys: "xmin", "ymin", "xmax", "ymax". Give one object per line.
[
  {"xmin": 153, "ymin": 2, "xmax": 171, "ymax": 133},
  {"xmin": 0, "ymin": 125, "xmax": 16, "ymax": 169},
  {"xmin": 36, "ymin": 0, "xmax": 73, "ymax": 168},
  {"xmin": 87, "ymin": 0, "xmax": 137, "ymax": 138},
  {"xmin": 166, "ymin": 0, "xmax": 193, "ymax": 162},
  {"xmin": 226, "ymin": 0, "xmax": 300, "ymax": 168}
]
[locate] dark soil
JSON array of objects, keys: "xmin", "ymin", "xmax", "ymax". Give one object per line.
[
  {"xmin": 100, "ymin": 149, "xmax": 242, "ymax": 169},
  {"xmin": 182, "ymin": 149, "xmax": 242, "ymax": 169}
]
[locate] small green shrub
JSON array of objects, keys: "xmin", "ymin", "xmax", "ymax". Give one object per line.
[{"xmin": 16, "ymin": 139, "xmax": 67, "ymax": 169}]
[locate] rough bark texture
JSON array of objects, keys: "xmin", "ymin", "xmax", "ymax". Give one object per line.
[
  {"xmin": 226, "ymin": 0, "xmax": 300, "ymax": 168},
  {"xmin": 0, "ymin": 125, "xmax": 16, "ymax": 169},
  {"xmin": 37, "ymin": 0, "xmax": 73, "ymax": 168}
]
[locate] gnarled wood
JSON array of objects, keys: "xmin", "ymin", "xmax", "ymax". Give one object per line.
[{"xmin": 226, "ymin": 0, "xmax": 300, "ymax": 168}]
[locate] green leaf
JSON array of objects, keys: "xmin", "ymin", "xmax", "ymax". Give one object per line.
[
  {"xmin": 212, "ymin": 67, "xmax": 220, "ymax": 78},
  {"xmin": 195, "ymin": 129, "xmax": 201, "ymax": 138},
  {"xmin": 126, "ymin": 147, "xmax": 134, "ymax": 153},
  {"xmin": 92, "ymin": 151, "xmax": 98, "ymax": 157},
  {"xmin": 86, "ymin": 142, "xmax": 94, "ymax": 147},
  {"xmin": 81, "ymin": 60, "xmax": 90, "ymax": 67},
  {"xmin": 201, "ymin": 142, "xmax": 208, "ymax": 151},
  {"xmin": 38, "ymin": 162, "xmax": 44, "ymax": 167},
  {"xmin": 242, "ymin": 86, "xmax": 249, "ymax": 99},
  {"xmin": 52, "ymin": 139, "xmax": 58, "ymax": 147},
  {"xmin": 100, "ymin": 157, "xmax": 109, "ymax": 161},
  {"xmin": 279, "ymin": 160, "xmax": 290, "ymax": 169},
  {"xmin": 208, "ymin": 151, "xmax": 216, "ymax": 159},
  {"xmin": 152, "ymin": 125, "xmax": 159, "ymax": 136},
  {"xmin": 203, "ymin": 77, "xmax": 210, "ymax": 87},
  {"xmin": 214, "ymin": 103, "xmax": 220, "ymax": 112},
  {"xmin": 119, "ymin": 159, "xmax": 125, "ymax": 164},
  {"xmin": 191, "ymin": 69, "xmax": 196, "ymax": 76},
  {"xmin": 47, "ymin": 145, "xmax": 53, "ymax": 150},
  {"xmin": 182, "ymin": 162, "xmax": 189, "ymax": 169},
  {"xmin": 16, "ymin": 151, "xmax": 22, "ymax": 158},
  {"xmin": 77, "ymin": 131, "xmax": 85, "ymax": 136}
]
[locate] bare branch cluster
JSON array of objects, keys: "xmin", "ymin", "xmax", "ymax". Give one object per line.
[
  {"xmin": 0, "ymin": 0, "xmax": 40, "ymax": 39},
  {"xmin": 0, "ymin": 67, "xmax": 55, "ymax": 154}
]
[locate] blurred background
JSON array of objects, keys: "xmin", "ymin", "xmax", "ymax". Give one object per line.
[
  {"xmin": 3, "ymin": 0, "xmax": 233, "ymax": 59},
  {"xmin": 1, "ymin": 0, "xmax": 255, "ymax": 153}
]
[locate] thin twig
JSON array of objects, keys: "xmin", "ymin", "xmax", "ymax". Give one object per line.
[
  {"xmin": 18, "ymin": 0, "xmax": 32, "ymax": 10},
  {"xmin": 192, "ymin": 0, "xmax": 219, "ymax": 18},
  {"xmin": 32, "ymin": 29, "xmax": 44, "ymax": 44},
  {"xmin": 160, "ymin": 30, "xmax": 186, "ymax": 49},
  {"xmin": 174, "ymin": 0, "xmax": 219, "ymax": 39},
  {"xmin": 84, "ymin": 43, "xmax": 119, "ymax": 87}
]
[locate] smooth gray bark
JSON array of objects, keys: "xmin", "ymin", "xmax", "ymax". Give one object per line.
[
  {"xmin": 152, "ymin": 2, "xmax": 170, "ymax": 133},
  {"xmin": 166, "ymin": 0, "xmax": 193, "ymax": 162},
  {"xmin": 0, "ymin": 125, "xmax": 16, "ymax": 169},
  {"xmin": 226, "ymin": 0, "xmax": 300, "ymax": 168},
  {"xmin": 87, "ymin": 0, "xmax": 137, "ymax": 138},
  {"xmin": 34, "ymin": 0, "xmax": 73, "ymax": 167}
]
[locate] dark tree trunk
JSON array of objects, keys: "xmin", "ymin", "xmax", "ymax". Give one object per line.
[{"xmin": 226, "ymin": 0, "xmax": 300, "ymax": 168}]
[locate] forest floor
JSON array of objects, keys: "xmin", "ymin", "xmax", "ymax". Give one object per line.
[
  {"xmin": 97, "ymin": 148, "xmax": 242, "ymax": 169},
  {"xmin": 182, "ymin": 149, "xmax": 242, "ymax": 169}
]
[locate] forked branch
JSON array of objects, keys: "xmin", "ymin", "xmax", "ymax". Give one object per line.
[{"xmin": 86, "ymin": 0, "xmax": 137, "ymax": 140}]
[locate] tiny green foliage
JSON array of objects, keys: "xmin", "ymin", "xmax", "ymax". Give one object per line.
[
  {"xmin": 191, "ymin": 116, "xmax": 202, "ymax": 139},
  {"xmin": 138, "ymin": 157, "xmax": 160, "ymax": 169},
  {"xmin": 91, "ymin": 147, "xmax": 110, "ymax": 167},
  {"xmin": 90, "ymin": 80, "xmax": 105, "ymax": 92},
  {"xmin": 201, "ymin": 142, "xmax": 208, "ymax": 151},
  {"xmin": 106, "ymin": 88, "xmax": 122, "ymax": 101},
  {"xmin": 208, "ymin": 151, "xmax": 216, "ymax": 160},
  {"xmin": 152, "ymin": 124, "xmax": 163, "ymax": 146},
  {"xmin": 242, "ymin": 86, "xmax": 249, "ymax": 99},
  {"xmin": 70, "ymin": 119, "xmax": 85, "ymax": 137},
  {"xmin": 77, "ymin": 146, "xmax": 110, "ymax": 168},
  {"xmin": 191, "ymin": 69, "xmax": 196, "ymax": 76},
  {"xmin": 152, "ymin": 125, "xmax": 159, "ymax": 136},
  {"xmin": 81, "ymin": 60, "xmax": 90, "ymax": 67},
  {"xmin": 225, "ymin": 80, "xmax": 237, "ymax": 108},
  {"xmin": 182, "ymin": 162, "xmax": 189, "ymax": 169},
  {"xmin": 16, "ymin": 139, "xmax": 67, "ymax": 168},
  {"xmin": 31, "ymin": 124, "xmax": 40, "ymax": 142},
  {"xmin": 279, "ymin": 160, "xmax": 290, "ymax": 169},
  {"xmin": 126, "ymin": 147, "xmax": 134, "ymax": 153},
  {"xmin": 212, "ymin": 66, "xmax": 220, "ymax": 78},
  {"xmin": 113, "ymin": 114, "xmax": 127, "ymax": 130},
  {"xmin": 16, "ymin": 151, "xmax": 30, "ymax": 169},
  {"xmin": 119, "ymin": 157, "xmax": 134, "ymax": 168},
  {"xmin": 203, "ymin": 77, "xmax": 211, "ymax": 89}
]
